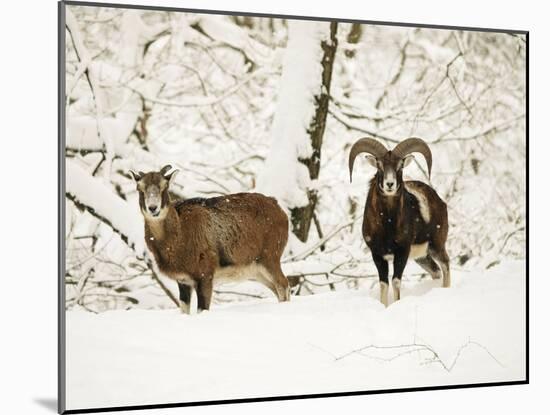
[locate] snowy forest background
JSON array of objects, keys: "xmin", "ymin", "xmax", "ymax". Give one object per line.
[{"xmin": 64, "ymin": 5, "xmax": 526, "ymax": 313}]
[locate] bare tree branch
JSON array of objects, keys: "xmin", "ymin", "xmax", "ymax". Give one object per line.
[
  {"xmin": 66, "ymin": 8, "xmax": 115, "ymax": 179},
  {"xmin": 66, "ymin": 193, "xmax": 179, "ymax": 307}
]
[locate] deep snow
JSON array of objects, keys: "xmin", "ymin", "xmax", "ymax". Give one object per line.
[{"xmin": 65, "ymin": 260, "xmax": 526, "ymax": 411}]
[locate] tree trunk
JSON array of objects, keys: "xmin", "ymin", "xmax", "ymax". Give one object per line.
[
  {"xmin": 345, "ymin": 23, "xmax": 362, "ymax": 58},
  {"xmin": 291, "ymin": 22, "xmax": 338, "ymax": 242}
]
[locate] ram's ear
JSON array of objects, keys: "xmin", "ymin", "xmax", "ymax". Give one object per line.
[
  {"xmin": 401, "ymin": 155, "xmax": 415, "ymax": 169},
  {"xmin": 365, "ymin": 155, "xmax": 378, "ymax": 168},
  {"xmin": 129, "ymin": 170, "xmax": 143, "ymax": 182},
  {"xmin": 165, "ymin": 169, "xmax": 179, "ymax": 185}
]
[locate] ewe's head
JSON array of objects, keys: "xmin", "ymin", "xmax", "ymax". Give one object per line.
[
  {"xmin": 349, "ymin": 137, "xmax": 432, "ymax": 197},
  {"xmin": 129, "ymin": 165, "xmax": 179, "ymax": 219}
]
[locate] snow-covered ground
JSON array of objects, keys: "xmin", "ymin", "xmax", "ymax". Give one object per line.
[{"xmin": 65, "ymin": 260, "xmax": 526, "ymax": 411}]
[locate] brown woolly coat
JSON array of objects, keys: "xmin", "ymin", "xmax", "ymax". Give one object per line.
[
  {"xmin": 143, "ymin": 193, "xmax": 288, "ymax": 284},
  {"xmin": 363, "ymin": 179, "xmax": 448, "ymax": 257}
]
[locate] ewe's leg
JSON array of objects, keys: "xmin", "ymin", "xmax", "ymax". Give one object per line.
[
  {"xmin": 372, "ymin": 253, "xmax": 389, "ymax": 307},
  {"xmin": 178, "ymin": 282, "xmax": 193, "ymax": 314},
  {"xmin": 274, "ymin": 268, "xmax": 291, "ymax": 302},
  {"xmin": 262, "ymin": 262, "xmax": 290, "ymax": 302},
  {"xmin": 260, "ymin": 229, "xmax": 291, "ymax": 302},
  {"xmin": 256, "ymin": 271, "xmax": 279, "ymax": 299},
  {"xmin": 197, "ymin": 276, "xmax": 213, "ymax": 311}
]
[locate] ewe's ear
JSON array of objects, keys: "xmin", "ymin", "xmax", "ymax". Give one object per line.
[
  {"xmin": 165, "ymin": 169, "xmax": 179, "ymax": 185},
  {"xmin": 129, "ymin": 170, "xmax": 142, "ymax": 182},
  {"xmin": 159, "ymin": 165, "xmax": 172, "ymax": 176},
  {"xmin": 365, "ymin": 155, "xmax": 378, "ymax": 168},
  {"xmin": 402, "ymin": 155, "xmax": 415, "ymax": 169}
]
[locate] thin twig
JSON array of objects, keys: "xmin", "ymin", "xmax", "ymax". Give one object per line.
[
  {"xmin": 283, "ymin": 216, "xmax": 361, "ymax": 262},
  {"xmin": 335, "ymin": 339, "xmax": 505, "ymax": 373}
]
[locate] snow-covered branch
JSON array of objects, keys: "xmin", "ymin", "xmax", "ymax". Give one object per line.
[
  {"xmin": 66, "ymin": 8, "xmax": 115, "ymax": 180},
  {"xmin": 66, "ymin": 159, "xmax": 143, "ymax": 250}
]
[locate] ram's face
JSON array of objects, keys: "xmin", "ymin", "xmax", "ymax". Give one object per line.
[
  {"xmin": 368, "ymin": 152, "xmax": 414, "ymax": 197},
  {"xmin": 130, "ymin": 166, "xmax": 178, "ymax": 219}
]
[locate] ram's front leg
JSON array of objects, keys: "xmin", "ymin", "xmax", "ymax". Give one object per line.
[
  {"xmin": 372, "ymin": 253, "xmax": 389, "ymax": 307},
  {"xmin": 392, "ymin": 246, "xmax": 410, "ymax": 302}
]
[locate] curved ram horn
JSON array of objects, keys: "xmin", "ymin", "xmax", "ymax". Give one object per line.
[
  {"xmin": 392, "ymin": 137, "xmax": 432, "ymax": 178},
  {"xmin": 159, "ymin": 164, "xmax": 173, "ymax": 177},
  {"xmin": 348, "ymin": 138, "xmax": 388, "ymax": 182}
]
